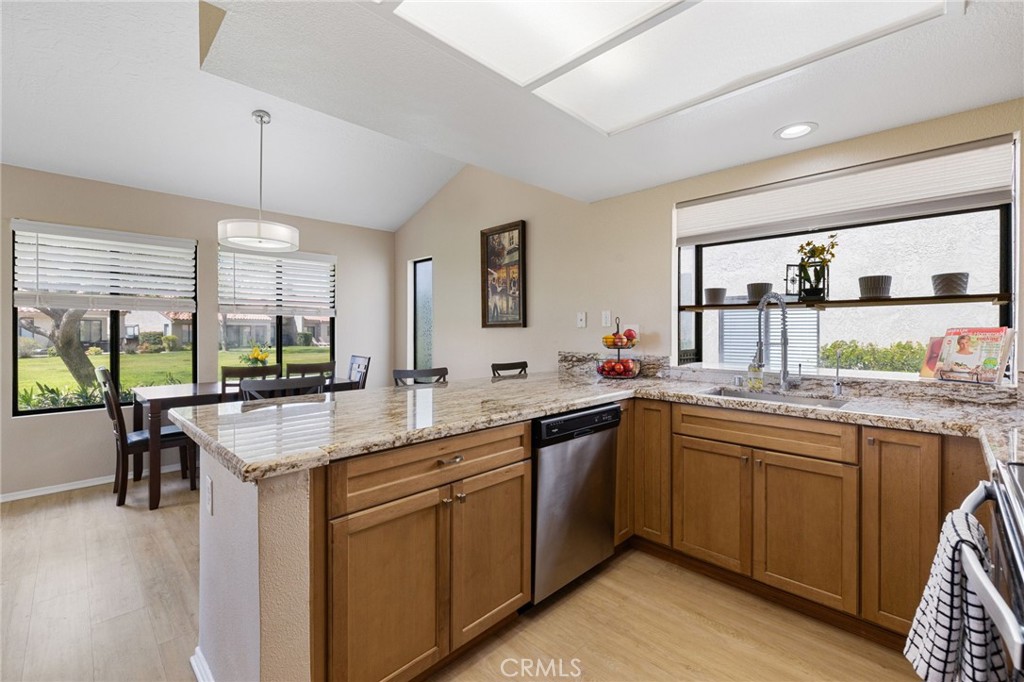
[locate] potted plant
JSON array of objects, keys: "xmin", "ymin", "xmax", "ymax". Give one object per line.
[{"xmin": 797, "ymin": 234, "xmax": 838, "ymax": 301}]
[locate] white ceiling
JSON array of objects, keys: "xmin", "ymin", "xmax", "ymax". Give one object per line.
[{"xmin": 2, "ymin": 1, "xmax": 1022, "ymax": 233}]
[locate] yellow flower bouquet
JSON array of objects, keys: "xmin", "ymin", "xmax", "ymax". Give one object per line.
[{"xmin": 239, "ymin": 343, "xmax": 271, "ymax": 366}]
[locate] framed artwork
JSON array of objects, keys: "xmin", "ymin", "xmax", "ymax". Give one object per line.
[{"xmin": 481, "ymin": 220, "xmax": 526, "ymax": 328}]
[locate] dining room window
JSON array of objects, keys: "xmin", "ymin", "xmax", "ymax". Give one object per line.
[
  {"xmin": 217, "ymin": 248, "xmax": 336, "ymax": 374},
  {"xmin": 12, "ymin": 220, "xmax": 197, "ymax": 414}
]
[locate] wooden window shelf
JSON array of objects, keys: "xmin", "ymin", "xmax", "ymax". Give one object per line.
[{"xmin": 679, "ymin": 292, "xmax": 1011, "ymax": 313}]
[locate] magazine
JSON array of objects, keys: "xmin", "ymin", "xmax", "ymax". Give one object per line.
[
  {"xmin": 934, "ymin": 327, "xmax": 1014, "ymax": 384},
  {"xmin": 918, "ymin": 336, "xmax": 945, "ymax": 379}
]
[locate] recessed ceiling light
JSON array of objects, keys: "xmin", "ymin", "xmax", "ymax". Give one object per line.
[{"xmin": 774, "ymin": 122, "xmax": 819, "ymax": 140}]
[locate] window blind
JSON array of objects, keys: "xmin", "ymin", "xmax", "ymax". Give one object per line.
[
  {"xmin": 218, "ymin": 248, "xmax": 336, "ymax": 317},
  {"xmin": 12, "ymin": 219, "xmax": 197, "ymax": 312},
  {"xmin": 719, "ymin": 307, "xmax": 819, "ymax": 371},
  {"xmin": 677, "ymin": 136, "xmax": 1015, "ymax": 246}
]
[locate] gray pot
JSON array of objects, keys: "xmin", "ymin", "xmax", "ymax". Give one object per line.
[
  {"xmin": 858, "ymin": 275, "xmax": 892, "ymax": 299},
  {"xmin": 704, "ymin": 288, "xmax": 726, "ymax": 304},
  {"xmin": 746, "ymin": 282, "xmax": 773, "ymax": 303},
  {"xmin": 932, "ymin": 272, "xmax": 969, "ymax": 296}
]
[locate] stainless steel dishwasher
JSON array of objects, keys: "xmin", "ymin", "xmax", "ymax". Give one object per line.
[{"xmin": 532, "ymin": 403, "xmax": 620, "ymax": 603}]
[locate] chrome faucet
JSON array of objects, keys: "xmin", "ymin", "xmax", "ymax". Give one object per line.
[
  {"xmin": 752, "ymin": 292, "xmax": 800, "ymax": 392},
  {"xmin": 833, "ymin": 349, "xmax": 843, "ymax": 398}
]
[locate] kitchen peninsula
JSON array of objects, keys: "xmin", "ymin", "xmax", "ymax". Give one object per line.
[{"xmin": 169, "ymin": 370, "xmax": 1022, "ymax": 681}]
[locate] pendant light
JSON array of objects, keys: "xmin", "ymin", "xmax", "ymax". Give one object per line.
[{"xmin": 218, "ymin": 109, "xmax": 299, "ymax": 252}]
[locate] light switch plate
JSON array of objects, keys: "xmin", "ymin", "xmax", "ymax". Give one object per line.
[
  {"xmin": 576, "ymin": 312, "xmax": 587, "ymax": 328},
  {"xmin": 205, "ymin": 475, "xmax": 213, "ymax": 516},
  {"xmin": 601, "ymin": 311, "xmax": 612, "ymax": 327}
]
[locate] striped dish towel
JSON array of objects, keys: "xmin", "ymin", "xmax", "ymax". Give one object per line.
[{"xmin": 904, "ymin": 510, "xmax": 1010, "ymax": 681}]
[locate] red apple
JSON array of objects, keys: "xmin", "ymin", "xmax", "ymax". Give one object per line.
[
  {"xmin": 623, "ymin": 328, "xmax": 637, "ymax": 340},
  {"xmin": 621, "ymin": 359, "xmax": 635, "ymax": 373},
  {"xmin": 613, "ymin": 362, "xmax": 624, "ymax": 375}
]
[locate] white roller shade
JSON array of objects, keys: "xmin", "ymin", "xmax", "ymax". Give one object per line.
[
  {"xmin": 12, "ymin": 219, "xmax": 197, "ymax": 312},
  {"xmin": 218, "ymin": 248, "xmax": 336, "ymax": 317},
  {"xmin": 677, "ymin": 137, "xmax": 1015, "ymax": 246}
]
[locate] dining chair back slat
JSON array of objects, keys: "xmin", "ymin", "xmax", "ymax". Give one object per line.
[
  {"xmin": 393, "ymin": 367, "xmax": 449, "ymax": 386},
  {"xmin": 491, "ymin": 361, "xmax": 528, "ymax": 377},
  {"xmin": 239, "ymin": 375, "xmax": 327, "ymax": 401},
  {"xmin": 287, "ymin": 361, "xmax": 336, "ymax": 382},
  {"xmin": 349, "ymin": 355, "xmax": 371, "ymax": 389},
  {"xmin": 221, "ymin": 365, "xmax": 282, "ymax": 397}
]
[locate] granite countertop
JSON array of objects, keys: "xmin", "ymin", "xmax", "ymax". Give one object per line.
[{"xmin": 168, "ymin": 371, "xmax": 1024, "ymax": 483}]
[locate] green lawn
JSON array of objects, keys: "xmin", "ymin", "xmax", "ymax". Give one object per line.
[{"xmin": 17, "ymin": 346, "xmax": 333, "ymax": 393}]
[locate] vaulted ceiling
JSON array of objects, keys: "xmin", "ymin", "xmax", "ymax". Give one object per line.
[{"xmin": 3, "ymin": 1, "xmax": 1022, "ymax": 231}]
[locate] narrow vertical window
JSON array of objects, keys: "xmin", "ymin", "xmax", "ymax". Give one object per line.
[{"xmin": 413, "ymin": 258, "xmax": 433, "ymax": 369}]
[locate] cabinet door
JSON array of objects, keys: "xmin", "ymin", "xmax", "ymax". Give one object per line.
[
  {"xmin": 615, "ymin": 400, "xmax": 634, "ymax": 545},
  {"xmin": 672, "ymin": 436, "xmax": 752, "ymax": 574},
  {"xmin": 753, "ymin": 450, "xmax": 859, "ymax": 614},
  {"xmin": 633, "ymin": 400, "xmax": 672, "ymax": 545},
  {"xmin": 862, "ymin": 428, "xmax": 940, "ymax": 633},
  {"xmin": 330, "ymin": 487, "xmax": 451, "ymax": 682},
  {"xmin": 451, "ymin": 461, "xmax": 532, "ymax": 650}
]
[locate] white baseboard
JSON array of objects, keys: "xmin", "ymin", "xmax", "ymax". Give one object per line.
[
  {"xmin": 190, "ymin": 646, "xmax": 214, "ymax": 682},
  {"xmin": 0, "ymin": 463, "xmax": 187, "ymax": 503}
]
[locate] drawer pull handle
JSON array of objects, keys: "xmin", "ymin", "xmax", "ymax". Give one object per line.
[
  {"xmin": 740, "ymin": 456, "xmax": 749, "ymax": 464},
  {"xmin": 456, "ymin": 493, "xmax": 467, "ymax": 503},
  {"xmin": 442, "ymin": 497, "xmax": 453, "ymax": 505},
  {"xmin": 756, "ymin": 459, "xmax": 763, "ymax": 466},
  {"xmin": 867, "ymin": 437, "xmax": 876, "ymax": 445},
  {"xmin": 437, "ymin": 454, "xmax": 465, "ymax": 466}
]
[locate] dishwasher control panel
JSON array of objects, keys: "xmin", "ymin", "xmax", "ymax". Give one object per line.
[{"xmin": 534, "ymin": 404, "xmax": 621, "ymax": 445}]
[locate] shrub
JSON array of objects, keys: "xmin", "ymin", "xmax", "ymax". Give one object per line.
[
  {"xmin": 18, "ymin": 382, "xmax": 101, "ymax": 410},
  {"xmin": 297, "ymin": 331, "xmax": 313, "ymax": 347},
  {"xmin": 47, "ymin": 346, "xmax": 59, "ymax": 357},
  {"xmin": 819, "ymin": 339, "xmax": 927, "ymax": 373},
  {"xmin": 162, "ymin": 335, "xmax": 180, "ymax": 352},
  {"xmin": 139, "ymin": 331, "xmax": 164, "ymax": 347},
  {"xmin": 18, "ymin": 338, "xmax": 41, "ymax": 358},
  {"xmin": 182, "ymin": 342, "xmax": 193, "ymax": 352},
  {"xmin": 85, "ymin": 346, "xmax": 104, "ymax": 356},
  {"xmin": 138, "ymin": 342, "xmax": 162, "ymax": 354}
]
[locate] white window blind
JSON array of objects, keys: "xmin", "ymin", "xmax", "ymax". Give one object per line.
[
  {"xmin": 677, "ymin": 136, "xmax": 1015, "ymax": 246},
  {"xmin": 218, "ymin": 248, "xmax": 336, "ymax": 317},
  {"xmin": 720, "ymin": 307, "xmax": 819, "ymax": 371},
  {"xmin": 12, "ymin": 219, "xmax": 197, "ymax": 312}
]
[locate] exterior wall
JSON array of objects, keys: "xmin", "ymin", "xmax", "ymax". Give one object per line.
[
  {"xmin": 394, "ymin": 99, "xmax": 1024, "ymax": 378},
  {"xmin": 1, "ymin": 166, "xmax": 395, "ymax": 496}
]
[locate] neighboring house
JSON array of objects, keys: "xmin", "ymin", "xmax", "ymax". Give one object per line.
[{"xmin": 18, "ymin": 309, "xmax": 184, "ymax": 352}]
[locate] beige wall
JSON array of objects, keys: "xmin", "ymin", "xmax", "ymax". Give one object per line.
[
  {"xmin": 0, "ymin": 165, "xmax": 395, "ymax": 496},
  {"xmin": 394, "ymin": 99, "xmax": 1024, "ymax": 378}
]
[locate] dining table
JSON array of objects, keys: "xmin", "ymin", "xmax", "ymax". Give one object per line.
[{"xmin": 132, "ymin": 378, "xmax": 358, "ymax": 509}]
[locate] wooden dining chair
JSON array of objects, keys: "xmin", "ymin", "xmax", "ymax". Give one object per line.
[
  {"xmin": 95, "ymin": 367, "xmax": 196, "ymax": 506},
  {"xmin": 221, "ymin": 364, "xmax": 281, "ymax": 399},
  {"xmin": 393, "ymin": 367, "xmax": 449, "ymax": 386},
  {"xmin": 348, "ymin": 355, "xmax": 371, "ymax": 389},
  {"xmin": 239, "ymin": 375, "xmax": 328, "ymax": 400},
  {"xmin": 491, "ymin": 361, "xmax": 528, "ymax": 377},
  {"xmin": 287, "ymin": 361, "xmax": 336, "ymax": 382}
]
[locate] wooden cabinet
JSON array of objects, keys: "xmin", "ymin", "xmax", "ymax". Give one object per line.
[
  {"xmin": 330, "ymin": 488, "xmax": 450, "ymax": 682},
  {"xmin": 614, "ymin": 400, "xmax": 634, "ymax": 545},
  {"xmin": 861, "ymin": 427, "xmax": 940, "ymax": 633},
  {"xmin": 329, "ymin": 429, "xmax": 531, "ymax": 682},
  {"xmin": 451, "ymin": 462, "xmax": 531, "ymax": 649},
  {"xmin": 672, "ymin": 435, "xmax": 751, "ymax": 574},
  {"xmin": 633, "ymin": 400, "xmax": 672, "ymax": 545},
  {"xmin": 753, "ymin": 450, "xmax": 859, "ymax": 614}
]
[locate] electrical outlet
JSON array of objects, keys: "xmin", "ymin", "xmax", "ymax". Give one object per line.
[
  {"xmin": 576, "ymin": 312, "xmax": 587, "ymax": 328},
  {"xmin": 205, "ymin": 475, "xmax": 213, "ymax": 516},
  {"xmin": 601, "ymin": 311, "xmax": 612, "ymax": 327}
]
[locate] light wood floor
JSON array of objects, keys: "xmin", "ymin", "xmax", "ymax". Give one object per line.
[
  {"xmin": 2, "ymin": 473, "xmax": 199, "ymax": 682},
  {"xmin": 3, "ymin": 477, "xmax": 917, "ymax": 682}
]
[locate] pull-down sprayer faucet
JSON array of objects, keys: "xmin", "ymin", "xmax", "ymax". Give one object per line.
[{"xmin": 752, "ymin": 292, "xmax": 800, "ymax": 392}]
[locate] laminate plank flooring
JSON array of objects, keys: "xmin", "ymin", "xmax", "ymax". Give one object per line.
[
  {"xmin": 3, "ymin": 475, "xmax": 918, "ymax": 682},
  {"xmin": 1, "ymin": 473, "xmax": 199, "ymax": 682}
]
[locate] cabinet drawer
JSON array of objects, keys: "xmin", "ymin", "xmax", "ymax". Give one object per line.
[
  {"xmin": 673, "ymin": 404, "xmax": 858, "ymax": 464},
  {"xmin": 329, "ymin": 423, "xmax": 530, "ymax": 517}
]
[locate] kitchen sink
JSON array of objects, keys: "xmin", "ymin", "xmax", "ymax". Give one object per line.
[{"xmin": 704, "ymin": 386, "xmax": 849, "ymax": 409}]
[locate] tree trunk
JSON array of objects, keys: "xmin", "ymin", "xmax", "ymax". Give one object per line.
[{"xmin": 23, "ymin": 308, "xmax": 97, "ymax": 389}]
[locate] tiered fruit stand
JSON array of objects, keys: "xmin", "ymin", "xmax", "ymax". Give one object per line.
[{"xmin": 597, "ymin": 317, "xmax": 640, "ymax": 379}]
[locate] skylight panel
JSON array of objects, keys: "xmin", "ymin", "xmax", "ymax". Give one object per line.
[
  {"xmin": 393, "ymin": 1, "xmax": 679, "ymax": 87},
  {"xmin": 534, "ymin": 0, "xmax": 948, "ymax": 134}
]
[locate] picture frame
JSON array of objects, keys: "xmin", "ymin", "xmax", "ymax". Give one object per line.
[{"xmin": 481, "ymin": 220, "xmax": 526, "ymax": 328}]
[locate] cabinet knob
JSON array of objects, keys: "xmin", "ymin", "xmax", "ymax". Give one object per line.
[
  {"xmin": 456, "ymin": 493, "xmax": 467, "ymax": 503},
  {"xmin": 437, "ymin": 454, "xmax": 465, "ymax": 466},
  {"xmin": 442, "ymin": 497, "xmax": 453, "ymax": 505},
  {"xmin": 740, "ymin": 455, "xmax": 749, "ymax": 464},
  {"xmin": 867, "ymin": 437, "xmax": 876, "ymax": 445},
  {"xmin": 755, "ymin": 459, "xmax": 763, "ymax": 466}
]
